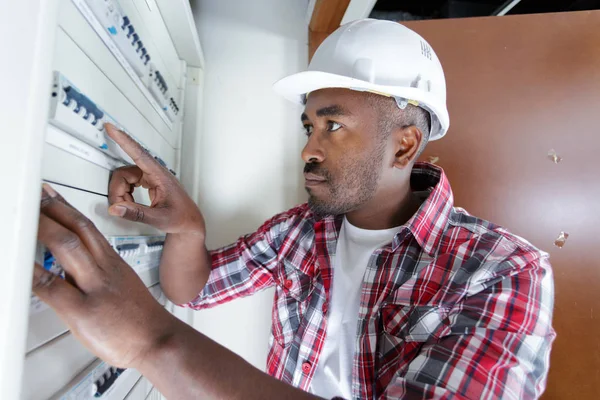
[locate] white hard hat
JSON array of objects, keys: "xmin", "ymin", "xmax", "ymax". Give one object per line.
[{"xmin": 273, "ymin": 18, "xmax": 449, "ymax": 141}]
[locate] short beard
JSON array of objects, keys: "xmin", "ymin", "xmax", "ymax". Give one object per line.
[{"xmin": 306, "ymin": 137, "xmax": 386, "ymax": 217}]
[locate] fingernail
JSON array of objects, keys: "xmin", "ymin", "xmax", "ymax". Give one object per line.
[
  {"xmin": 109, "ymin": 205, "xmax": 127, "ymax": 217},
  {"xmin": 42, "ymin": 183, "xmax": 57, "ymax": 198}
]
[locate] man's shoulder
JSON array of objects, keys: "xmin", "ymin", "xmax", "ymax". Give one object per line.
[
  {"xmin": 256, "ymin": 203, "xmax": 314, "ymax": 236},
  {"xmin": 270, "ymin": 203, "xmax": 313, "ymax": 224},
  {"xmin": 441, "ymin": 207, "xmax": 550, "ymax": 275}
]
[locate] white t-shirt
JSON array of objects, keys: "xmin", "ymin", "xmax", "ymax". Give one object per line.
[{"xmin": 310, "ymin": 217, "xmax": 402, "ymax": 399}]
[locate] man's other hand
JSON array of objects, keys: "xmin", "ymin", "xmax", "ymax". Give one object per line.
[
  {"xmin": 105, "ymin": 123, "xmax": 205, "ymax": 235},
  {"xmin": 34, "ymin": 184, "xmax": 177, "ymax": 368}
]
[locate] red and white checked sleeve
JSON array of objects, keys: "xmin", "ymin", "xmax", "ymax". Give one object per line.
[{"xmin": 183, "ymin": 207, "xmax": 305, "ymax": 309}]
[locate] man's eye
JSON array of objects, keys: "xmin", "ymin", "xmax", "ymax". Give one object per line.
[
  {"xmin": 327, "ymin": 121, "xmax": 342, "ymax": 132},
  {"xmin": 303, "ymin": 125, "xmax": 313, "ymax": 136}
]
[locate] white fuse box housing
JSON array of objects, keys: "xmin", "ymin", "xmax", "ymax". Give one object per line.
[{"xmin": 1, "ymin": 0, "xmax": 205, "ymax": 398}]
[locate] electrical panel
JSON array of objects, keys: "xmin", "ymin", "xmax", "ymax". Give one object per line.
[
  {"xmin": 48, "ymin": 286, "xmax": 164, "ymax": 400},
  {"xmin": 55, "ymin": 2, "xmax": 180, "ymax": 149},
  {"xmin": 108, "ymin": 236, "xmax": 165, "ymax": 287},
  {"xmin": 17, "ymin": 0, "xmax": 204, "ymax": 397},
  {"xmin": 45, "ymin": 124, "xmax": 125, "ymax": 173},
  {"xmin": 27, "ymin": 245, "xmax": 68, "ymax": 354},
  {"xmin": 27, "ymin": 237, "xmax": 165, "ymax": 353},
  {"xmin": 49, "ymin": 72, "xmax": 174, "ymax": 173},
  {"xmin": 71, "ymin": 0, "xmax": 182, "ymax": 128},
  {"xmin": 124, "ymin": 377, "xmax": 154, "ymax": 400},
  {"xmin": 22, "ymin": 332, "xmax": 97, "ymax": 400},
  {"xmin": 22, "ymin": 285, "xmax": 166, "ymax": 400},
  {"xmin": 52, "ymin": 361, "xmax": 141, "ymax": 399},
  {"xmin": 147, "ymin": 65, "xmax": 169, "ymax": 113},
  {"xmin": 166, "ymin": 97, "xmax": 180, "ymax": 123},
  {"xmin": 84, "ymin": 0, "xmax": 150, "ymax": 78}
]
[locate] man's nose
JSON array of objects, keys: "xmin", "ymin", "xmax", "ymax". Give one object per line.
[{"xmin": 301, "ymin": 134, "xmax": 325, "ymax": 164}]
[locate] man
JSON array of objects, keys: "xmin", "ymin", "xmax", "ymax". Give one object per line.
[{"xmin": 34, "ymin": 19, "xmax": 555, "ymax": 399}]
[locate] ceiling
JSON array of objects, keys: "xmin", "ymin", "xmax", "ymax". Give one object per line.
[{"xmin": 370, "ymin": 0, "xmax": 600, "ymax": 20}]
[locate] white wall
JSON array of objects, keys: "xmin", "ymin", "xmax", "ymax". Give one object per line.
[{"xmin": 191, "ymin": 0, "xmax": 309, "ymax": 370}]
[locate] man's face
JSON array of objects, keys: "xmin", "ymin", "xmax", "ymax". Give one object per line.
[{"xmin": 300, "ymin": 88, "xmax": 390, "ymax": 216}]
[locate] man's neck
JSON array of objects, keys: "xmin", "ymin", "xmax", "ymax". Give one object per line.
[{"xmin": 345, "ymin": 184, "xmax": 420, "ymax": 230}]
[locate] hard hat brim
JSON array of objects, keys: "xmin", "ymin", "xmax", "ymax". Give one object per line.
[{"xmin": 273, "ymin": 70, "xmax": 449, "ymax": 141}]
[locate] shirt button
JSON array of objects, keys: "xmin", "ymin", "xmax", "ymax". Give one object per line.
[
  {"xmin": 302, "ymin": 362, "xmax": 311, "ymax": 373},
  {"xmin": 322, "ymin": 302, "xmax": 328, "ymax": 314},
  {"xmin": 284, "ymin": 279, "xmax": 293, "ymax": 289}
]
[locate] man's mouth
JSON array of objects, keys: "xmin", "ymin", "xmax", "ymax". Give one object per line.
[{"xmin": 304, "ymin": 173, "xmax": 327, "ymax": 187}]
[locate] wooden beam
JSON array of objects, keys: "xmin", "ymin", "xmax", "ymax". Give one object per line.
[
  {"xmin": 309, "ymin": 0, "xmax": 351, "ymax": 32},
  {"xmin": 308, "ymin": 0, "xmax": 351, "ymax": 61}
]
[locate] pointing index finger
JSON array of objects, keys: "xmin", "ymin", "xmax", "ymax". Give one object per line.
[{"xmin": 105, "ymin": 123, "xmax": 163, "ymax": 174}]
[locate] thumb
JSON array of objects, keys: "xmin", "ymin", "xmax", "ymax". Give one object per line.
[{"xmin": 108, "ymin": 202, "xmax": 165, "ymax": 226}]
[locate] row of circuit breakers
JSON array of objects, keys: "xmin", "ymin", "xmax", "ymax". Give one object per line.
[
  {"xmin": 50, "ymin": 71, "xmax": 176, "ymax": 174},
  {"xmin": 30, "ymin": 0, "xmax": 179, "ymax": 399},
  {"xmin": 85, "ymin": 0, "xmax": 180, "ymax": 124}
]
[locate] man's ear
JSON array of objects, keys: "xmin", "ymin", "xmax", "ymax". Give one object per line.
[{"xmin": 393, "ymin": 125, "xmax": 422, "ymax": 169}]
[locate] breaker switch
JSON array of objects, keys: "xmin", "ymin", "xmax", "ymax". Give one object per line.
[
  {"xmin": 121, "ymin": 16, "xmax": 130, "ymax": 30},
  {"xmin": 92, "ymin": 366, "xmax": 126, "ymax": 397}
]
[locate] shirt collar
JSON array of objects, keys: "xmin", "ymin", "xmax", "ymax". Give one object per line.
[
  {"xmin": 397, "ymin": 162, "xmax": 454, "ymax": 256},
  {"xmin": 312, "ymin": 163, "xmax": 454, "ymax": 257}
]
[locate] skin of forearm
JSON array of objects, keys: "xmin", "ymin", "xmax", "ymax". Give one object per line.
[
  {"xmin": 137, "ymin": 318, "xmax": 322, "ymax": 400},
  {"xmin": 159, "ymin": 232, "xmax": 212, "ymax": 305}
]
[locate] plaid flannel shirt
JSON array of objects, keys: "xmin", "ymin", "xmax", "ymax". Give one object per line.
[{"xmin": 186, "ymin": 163, "xmax": 555, "ymax": 399}]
